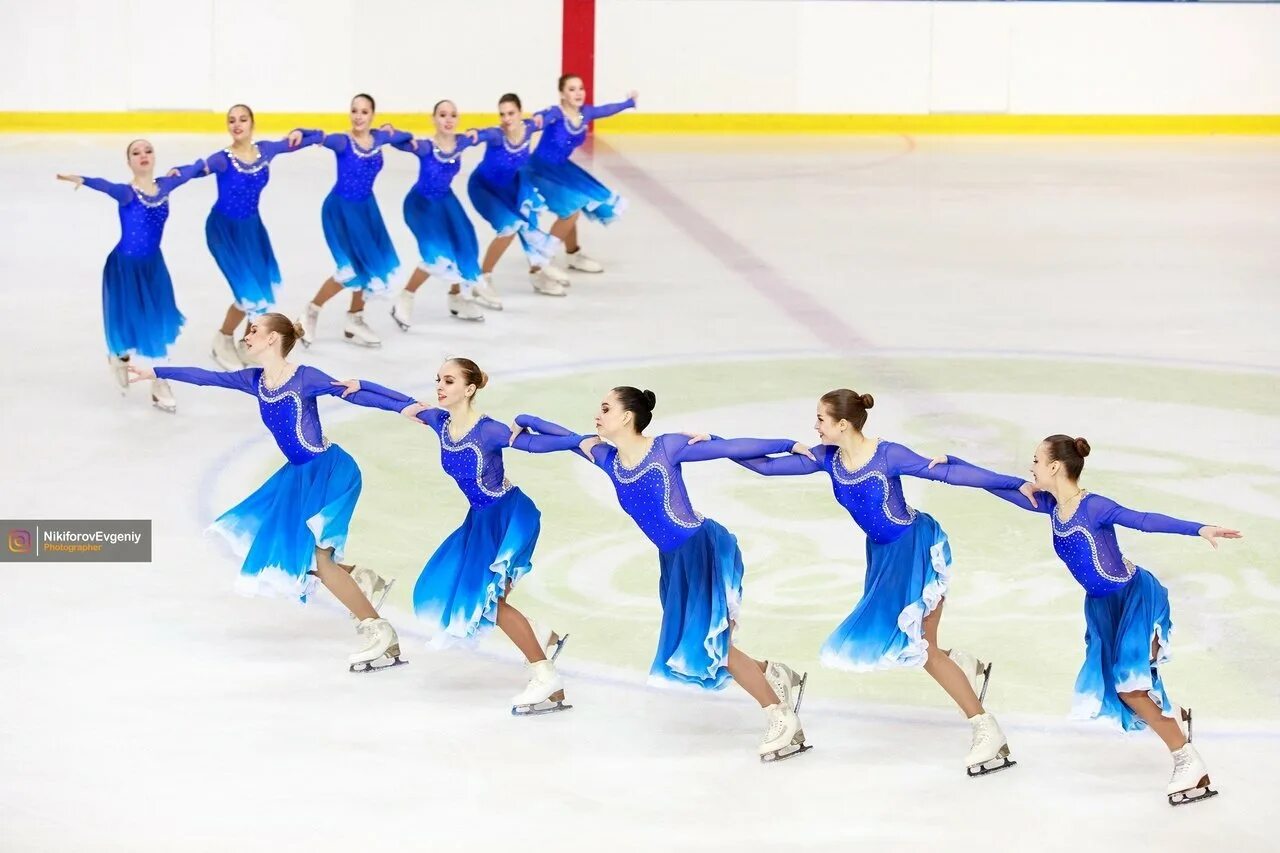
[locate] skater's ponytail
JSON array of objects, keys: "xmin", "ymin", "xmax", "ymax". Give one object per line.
[
  {"xmin": 447, "ymin": 358, "xmax": 488, "ymax": 394},
  {"xmin": 257, "ymin": 312, "xmax": 302, "ymax": 356},
  {"xmin": 820, "ymin": 389, "xmax": 875, "ymax": 431},
  {"xmin": 1043, "ymin": 434, "xmax": 1090, "ymax": 480},
  {"xmin": 612, "ymin": 386, "xmax": 656, "ymax": 432}
]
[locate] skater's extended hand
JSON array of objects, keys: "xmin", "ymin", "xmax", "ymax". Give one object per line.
[
  {"xmin": 1198, "ymin": 526, "xmax": 1242, "ymax": 549},
  {"xmin": 791, "ymin": 442, "xmax": 816, "ymax": 461},
  {"xmin": 531, "ymin": 113, "xmax": 544, "ymax": 129},
  {"xmin": 578, "ymin": 436, "xmax": 602, "ymax": 455},
  {"xmin": 509, "ymin": 421, "xmax": 526, "ymax": 445},
  {"xmin": 681, "ymin": 432, "xmax": 710, "ymax": 444},
  {"xmin": 463, "ymin": 129, "xmax": 479, "ymax": 143},
  {"xmin": 332, "ymin": 379, "xmax": 360, "ymax": 397},
  {"xmin": 56, "ymin": 173, "xmax": 84, "ymax": 188},
  {"xmin": 165, "ymin": 168, "xmax": 180, "ymax": 178},
  {"xmin": 627, "ymin": 90, "xmax": 639, "ymax": 104},
  {"xmin": 126, "ymin": 364, "xmax": 155, "ymax": 383},
  {"xmin": 927, "ymin": 454, "xmax": 948, "ymax": 468},
  {"xmin": 1017, "ymin": 481, "xmax": 1040, "ymax": 508},
  {"xmin": 379, "ymin": 123, "xmax": 396, "ymax": 134},
  {"xmin": 286, "ymin": 129, "xmax": 304, "ymax": 147}
]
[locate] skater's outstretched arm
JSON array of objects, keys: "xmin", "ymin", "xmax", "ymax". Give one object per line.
[
  {"xmin": 892, "ymin": 444, "xmax": 1028, "ymax": 492},
  {"xmin": 669, "ymin": 434, "xmax": 809, "ymax": 464},
  {"xmin": 1088, "ymin": 495, "xmax": 1240, "ymax": 547},
  {"xmin": 141, "ymin": 365, "xmax": 258, "ymax": 394},
  {"xmin": 582, "ymin": 94, "xmax": 637, "ymax": 122},
  {"xmin": 510, "ymin": 414, "xmax": 595, "ymax": 459},
  {"xmin": 733, "ymin": 447, "xmax": 827, "ymax": 476},
  {"xmin": 63, "ymin": 176, "xmax": 132, "ymax": 204},
  {"xmin": 301, "ymin": 368, "xmax": 420, "ymax": 414},
  {"xmin": 157, "ymin": 159, "xmax": 206, "ymax": 191},
  {"xmin": 257, "ymin": 129, "xmax": 324, "ymax": 157}
]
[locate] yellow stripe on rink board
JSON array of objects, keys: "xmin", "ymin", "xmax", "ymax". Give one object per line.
[{"xmin": 2, "ymin": 111, "xmax": 1278, "ymax": 135}]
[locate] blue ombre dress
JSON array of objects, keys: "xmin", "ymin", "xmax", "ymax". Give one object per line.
[
  {"xmin": 978, "ymin": 477, "xmax": 1204, "ymax": 731},
  {"xmin": 201, "ymin": 131, "xmax": 323, "ymax": 313},
  {"xmin": 391, "ymin": 135, "xmax": 483, "ymax": 289},
  {"xmin": 410, "ymin": 411, "xmax": 541, "ymax": 646},
  {"xmin": 736, "ymin": 441, "xmax": 1024, "ymax": 671},
  {"xmin": 525, "ymin": 99, "xmax": 634, "ymax": 224},
  {"xmin": 152, "ymin": 365, "xmax": 411, "ymax": 600},
  {"xmin": 80, "ymin": 161, "xmax": 205, "ymax": 358},
  {"xmin": 467, "ymin": 122, "xmax": 560, "ymax": 267},
  {"xmin": 515, "ymin": 418, "xmax": 795, "ymax": 689},
  {"xmin": 319, "ymin": 130, "xmax": 411, "ymax": 293}
]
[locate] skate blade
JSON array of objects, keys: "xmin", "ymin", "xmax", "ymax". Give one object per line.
[
  {"xmin": 342, "ymin": 334, "xmax": 382, "ymax": 348},
  {"xmin": 1169, "ymin": 783, "xmax": 1218, "ymax": 807},
  {"xmin": 792, "ymin": 672, "xmax": 808, "ymax": 713},
  {"xmin": 374, "ymin": 578, "xmax": 396, "ymax": 611},
  {"xmin": 390, "ymin": 308, "xmax": 411, "ymax": 331},
  {"xmin": 967, "ymin": 753, "xmax": 1017, "ymax": 778},
  {"xmin": 511, "ymin": 700, "xmax": 573, "ymax": 717},
  {"xmin": 760, "ymin": 741, "xmax": 813, "ymax": 764},
  {"xmin": 151, "ymin": 397, "xmax": 177, "ymax": 414},
  {"xmin": 977, "ymin": 661, "xmax": 993, "ymax": 704},
  {"xmin": 349, "ymin": 654, "xmax": 408, "ymax": 674},
  {"xmin": 548, "ymin": 633, "xmax": 570, "ymax": 663}
]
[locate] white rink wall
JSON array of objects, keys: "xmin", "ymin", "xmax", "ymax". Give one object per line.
[{"xmin": 2, "ymin": 0, "xmax": 1278, "ymax": 115}]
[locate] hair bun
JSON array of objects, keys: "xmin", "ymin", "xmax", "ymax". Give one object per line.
[
  {"xmin": 641, "ymin": 390, "xmax": 657, "ymax": 411},
  {"xmin": 292, "ymin": 320, "xmax": 305, "ymax": 338},
  {"xmin": 477, "ymin": 371, "xmax": 489, "ymax": 390},
  {"xmin": 859, "ymin": 393, "xmax": 875, "ymax": 409},
  {"xmin": 1074, "ymin": 437, "xmax": 1091, "ymax": 458}
]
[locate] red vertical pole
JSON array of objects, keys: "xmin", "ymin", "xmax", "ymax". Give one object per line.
[{"xmin": 562, "ymin": 0, "xmax": 596, "ymax": 132}]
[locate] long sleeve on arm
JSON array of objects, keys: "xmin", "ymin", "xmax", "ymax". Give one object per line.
[
  {"xmin": 153, "ymin": 366, "xmax": 257, "ymax": 394},
  {"xmin": 80, "ymin": 177, "xmax": 133, "ymax": 204},
  {"xmin": 1091, "ymin": 495, "xmax": 1202, "ymax": 537},
  {"xmin": 885, "ymin": 444, "xmax": 1026, "ymax": 491},
  {"xmin": 669, "ymin": 435, "xmax": 798, "ymax": 464},
  {"xmin": 582, "ymin": 99, "xmax": 636, "ymax": 121}
]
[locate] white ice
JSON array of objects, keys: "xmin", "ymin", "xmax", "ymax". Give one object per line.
[{"xmin": 1, "ymin": 133, "xmax": 1278, "ymax": 852}]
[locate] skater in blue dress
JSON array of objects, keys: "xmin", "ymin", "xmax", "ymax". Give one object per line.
[
  {"xmin": 57, "ymin": 140, "xmax": 205, "ymax": 413},
  {"xmin": 466, "ymin": 93, "xmax": 567, "ymax": 298},
  {"xmin": 730, "ymin": 389, "xmax": 1032, "ymax": 776},
  {"xmin": 947, "ymin": 434, "xmax": 1239, "ymax": 804},
  {"xmin": 197, "ymin": 104, "xmax": 321, "ymax": 370},
  {"xmin": 526, "ymin": 74, "xmax": 636, "ymax": 276},
  {"xmin": 125, "ymin": 312, "xmax": 420, "ymax": 672},
  {"xmin": 387, "ymin": 99, "xmax": 488, "ymax": 327},
  {"xmin": 339, "ymin": 358, "xmax": 571, "ymax": 714},
  {"xmin": 511, "ymin": 387, "xmax": 814, "ymax": 761},
  {"xmin": 297, "ymin": 94, "xmax": 412, "ymax": 349}
]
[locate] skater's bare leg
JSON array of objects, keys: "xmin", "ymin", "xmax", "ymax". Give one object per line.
[
  {"xmin": 1120, "ymin": 638, "xmax": 1186, "ymax": 751},
  {"xmin": 311, "ymin": 277, "xmax": 344, "ymax": 307},
  {"xmin": 549, "ymin": 212, "xmax": 580, "ymax": 246},
  {"xmin": 349, "ymin": 290, "xmax": 366, "ymax": 313},
  {"xmin": 402, "ymin": 266, "xmax": 429, "ymax": 295},
  {"xmin": 482, "ymin": 234, "xmax": 516, "ymax": 274},
  {"xmin": 729, "ymin": 645, "xmax": 781, "ymax": 707},
  {"xmin": 315, "ymin": 547, "xmax": 376, "ymax": 620},
  {"xmin": 220, "ymin": 304, "xmax": 246, "ymax": 336},
  {"xmin": 922, "ymin": 600, "xmax": 984, "ymax": 718},
  {"xmin": 496, "ymin": 599, "xmax": 547, "ymax": 664}
]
